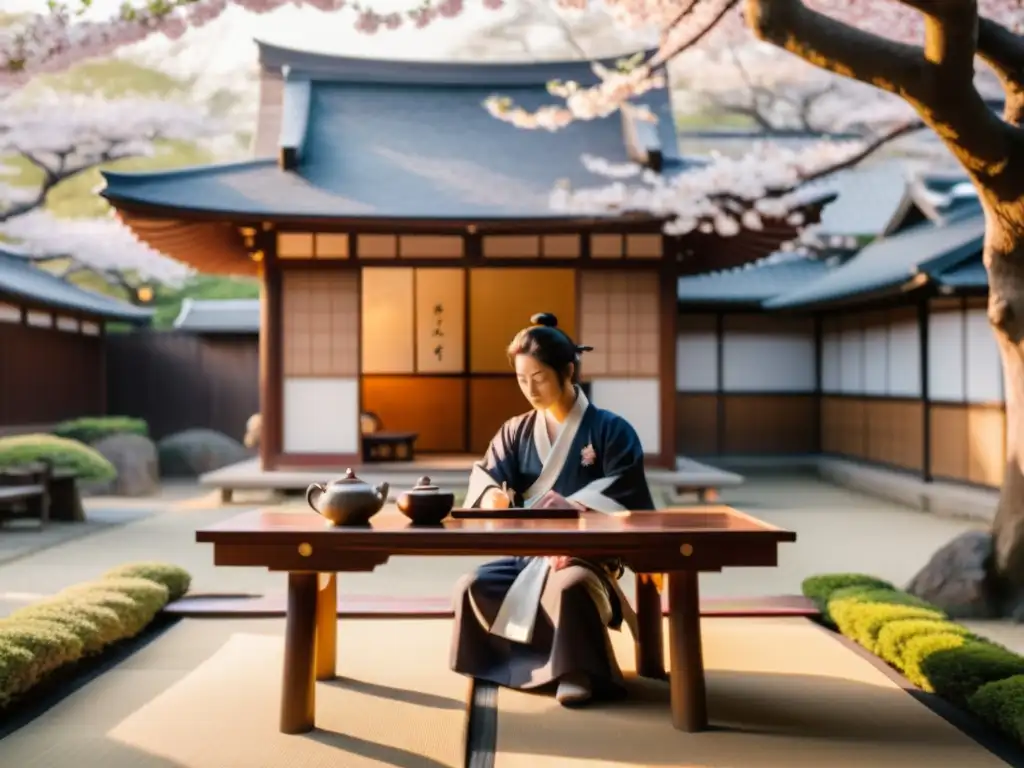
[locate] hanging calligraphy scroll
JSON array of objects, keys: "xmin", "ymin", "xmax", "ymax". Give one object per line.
[{"xmin": 415, "ymin": 268, "xmax": 465, "ymax": 373}]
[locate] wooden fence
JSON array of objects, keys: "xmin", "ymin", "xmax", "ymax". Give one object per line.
[
  {"xmin": 0, "ymin": 321, "xmax": 104, "ymax": 428},
  {"xmin": 105, "ymin": 330, "xmax": 259, "ymax": 441}
]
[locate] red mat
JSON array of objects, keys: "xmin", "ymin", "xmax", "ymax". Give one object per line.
[{"xmin": 164, "ymin": 592, "xmax": 817, "ymax": 619}]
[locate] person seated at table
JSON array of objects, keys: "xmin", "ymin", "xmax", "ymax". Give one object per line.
[{"xmin": 449, "ymin": 312, "xmax": 656, "ymax": 708}]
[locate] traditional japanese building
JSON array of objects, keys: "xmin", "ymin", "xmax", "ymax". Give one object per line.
[
  {"xmin": 675, "ymin": 170, "xmax": 999, "ymax": 491},
  {"xmin": 100, "ymin": 41, "xmax": 829, "ymax": 471}
]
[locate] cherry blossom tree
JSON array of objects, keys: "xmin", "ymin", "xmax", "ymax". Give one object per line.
[
  {"xmin": 0, "ymin": 89, "xmax": 218, "ymax": 297},
  {"xmin": 0, "ymin": 89, "xmax": 218, "ymax": 222}
]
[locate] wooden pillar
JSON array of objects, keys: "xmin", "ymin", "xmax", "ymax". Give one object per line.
[
  {"xmin": 315, "ymin": 573, "xmax": 337, "ymax": 680},
  {"xmin": 919, "ymin": 298, "xmax": 932, "ymax": 482},
  {"xmin": 715, "ymin": 313, "xmax": 725, "ymax": 455},
  {"xmin": 657, "ymin": 265, "xmax": 678, "ymax": 469},
  {"xmin": 260, "ymin": 254, "xmax": 283, "ymax": 470}
]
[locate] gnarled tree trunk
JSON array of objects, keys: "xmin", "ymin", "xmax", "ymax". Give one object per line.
[
  {"xmin": 745, "ymin": 0, "xmax": 1024, "ymax": 615},
  {"xmin": 987, "ymin": 218, "xmax": 1024, "ymax": 608}
]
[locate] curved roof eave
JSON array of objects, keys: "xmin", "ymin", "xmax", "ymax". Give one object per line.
[{"xmin": 255, "ymin": 39, "xmax": 659, "ymax": 87}]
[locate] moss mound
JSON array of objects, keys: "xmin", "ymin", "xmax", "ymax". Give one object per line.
[
  {"xmin": 0, "ymin": 620, "xmax": 85, "ymax": 681},
  {"xmin": 919, "ymin": 640, "xmax": 1024, "ymax": 707},
  {"xmin": 0, "ymin": 434, "xmax": 115, "ymax": 482},
  {"xmin": 10, "ymin": 601, "xmax": 124, "ymax": 654},
  {"xmin": 52, "ymin": 416, "xmax": 148, "ymax": 445},
  {"xmin": 0, "ymin": 563, "xmax": 192, "ymax": 710},
  {"xmin": 801, "ymin": 573, "xmax": 896, "ymax": 623},
  {"xmin": 969, "ymin": 675, "xmax": 1024, "ymax": 742},
  {"xmin": 876, "ymin": 618, "xmax": 975, "ymax": 672},
  {"xmin": 103, "ymin": 562, "xmax": 191, "ymax": 601}
]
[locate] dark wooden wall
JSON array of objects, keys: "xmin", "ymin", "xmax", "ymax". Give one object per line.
[
  {"xmin": 105, "ymin": 331, "xmax": 259, "ymax": 441},
  {"xmin": 0, "ymin": 322, "xmax": 104, "ymax": 427}
]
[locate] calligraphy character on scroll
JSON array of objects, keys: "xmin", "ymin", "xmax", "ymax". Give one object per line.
[{"xmin": 450, "ymin": 312, "xmax": 655, "ymax": 707}]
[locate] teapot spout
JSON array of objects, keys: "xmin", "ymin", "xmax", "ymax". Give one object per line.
[
  {"xmin": 306, "ymin": 483, "xmax": 325, "ymax": 513},
  {"xmin": 375, "ymin": 481, "xmax": 390, "ymax": 509}
]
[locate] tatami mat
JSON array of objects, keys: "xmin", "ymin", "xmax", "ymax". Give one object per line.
[
  {"xmin": 493, "ymin": 617, "xmax": 1012, "ymax": 768},
  {"xmin": 0, "ymin": 617, "xmax": 469, "ymax": 768}
]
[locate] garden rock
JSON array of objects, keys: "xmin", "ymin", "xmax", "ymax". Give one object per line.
[
  {"xmin": 158, "ymin": 429, "xmax": 251, "ymax": 478},
  {"xmin": 906, "ymin": 530, "xmax": 998, "ymax": 619},
  {"xmin": 92, "ymin": 433, "xmax": 159, "ymax": 497}
]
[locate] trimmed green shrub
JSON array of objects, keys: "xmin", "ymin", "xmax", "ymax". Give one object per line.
[
  {"xmin": 0, "ymin": 434, "xmax": 115, "ymax": 482},
  {"xmin": 10, "ymin": 601, "xmax": 125, "ymax": 654},
  {"xmin": 0, "ymin": 643, "xmax": 36, "ymax": 705},
  {"xmin": 829, "ymin": 585, "xmax": 938, "ymax": 612},
  {"xmin": 0, "ymin": 620, "xmax": 84, "ymax": 681},
  {"xmin": 876, "ymin": 618, "xmax": 975, "ymax": 672},
  {"xmin": 82, "ymin": 577, "xmax": 169, "ymax": 614},
  {"xmin": 802, "ymin": 573, "xmax": 896, "ymax": 623},
  {"xmin": 968, "ymin": 675, "xmax": 1024, "ymax": 742},
  {"xmin": 52, "ymin": 416, "xmax": 148, "ymax": 445},
  {"xmin": 831, "ymin": 600, "xmax": 944, "ymax": 654},
  {"xmin": 901, "ymin": 632, "xmax": 970, "ymax": 690},
  {"xmin": 920, "ymin": 640, "xmax": 1024, "ymax": 707},
  {"xmin": 103, "ymin": 562, "xmax": 191, "ymax": 601},
  {"xmin": 53, "ymin": 589, "xmax": 154, "ymax": 638}
]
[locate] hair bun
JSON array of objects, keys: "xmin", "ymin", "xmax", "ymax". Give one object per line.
[{"xmin": 530, "ymin": 312, "xmax": 558, "ymax": 328}]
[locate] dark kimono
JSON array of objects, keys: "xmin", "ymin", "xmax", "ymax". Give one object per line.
[{"xmin": 449, "ymin": 387, "xmax": 655, "ymax": 696}]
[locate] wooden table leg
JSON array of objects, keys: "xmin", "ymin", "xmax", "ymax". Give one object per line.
[
  {"xmin": 635, "ymin": 575, "xmax": 666, "ymax": 679},
  {"xmin": 281, "ymin": 571, "xmax": 318, "ymax": 734},
  {"xmin": 315, "ymin": 573, "xmax": 337, "ymax": 681},
  {"xmin": 667, "ymin": 570, "xmax": 708, "ymax": 732}
]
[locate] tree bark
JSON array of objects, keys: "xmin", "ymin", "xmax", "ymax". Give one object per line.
[{"xmin": 985, "ymin": 209, "xmax": 1024, "ymax": 605}]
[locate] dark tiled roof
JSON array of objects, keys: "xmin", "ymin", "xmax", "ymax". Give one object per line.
[
  {"xmin": 172, "ymin": 298, "xmax": 260, "ymax": 333},
  {"xmin": 764, "ymin": 213, "xmax": 984, "ymax": 309},
  {"xmin": 677, "ymin": 256, "xmax": 832, "ymax": 305},
  {"xmin": 0, "ymin": 246, "xmax": 152, "ymax": 323},
  {"xmin": 934, "ymin": 256, "xmax": 988, "ymax": 289},
  {"xmin": 102, "ymin": 48, "xmax": 684, "ymax": 221}
]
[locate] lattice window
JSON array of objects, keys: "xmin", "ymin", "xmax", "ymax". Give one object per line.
[
  {"xmin": 282, "ymin": 270, "xmax": 359, "ymax": 376},
  {"xmin": 579, "ymin": 271, "xmax": 659, "ymax": 376}
]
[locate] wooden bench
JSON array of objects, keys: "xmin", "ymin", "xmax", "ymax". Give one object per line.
[
  {"xmin": 666, "ymin": 458, "xmax": 744, "ymax": 503},
  {"xmin": 0, "ymin": 462, "xmax": 82, "ymax": 523},
  {"xmin": 0, "ymin": 464, "xmax": 51, "ymax": 528}
]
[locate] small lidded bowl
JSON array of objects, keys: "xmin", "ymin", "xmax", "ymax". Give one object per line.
[{"xmin": 396, "ymin": 476, "xmax": 455, "ymax": 526}]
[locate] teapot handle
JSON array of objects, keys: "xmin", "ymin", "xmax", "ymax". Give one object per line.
[
  {"xmin": 375, "ymin": 482, "xmax": 390, "ymax": 506},
  {"xmin": 306, "ymin": 483, "xmax": 325, "ymax": 513}
]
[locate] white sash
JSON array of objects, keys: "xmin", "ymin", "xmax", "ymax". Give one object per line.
[{"xmin": 522, "ymin": 388, "xmax": 590, "ymax": 506}]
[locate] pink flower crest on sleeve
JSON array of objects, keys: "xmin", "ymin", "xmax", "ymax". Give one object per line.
[{"xmin": 581, "ymin": 443, "xmax": 596, "ymax": 467}]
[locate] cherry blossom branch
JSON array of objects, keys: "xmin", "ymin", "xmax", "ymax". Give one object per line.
[
  {"xmin": 0, "ymin": 0, "xmax": 506, "ymax": 86},
  {"xmin": 0, "ymin": 93, "xmax": 222, "ymax": 225},
  {"xmin": 553, "ymin": 115, "xmax": 925, "ymax": 238}
]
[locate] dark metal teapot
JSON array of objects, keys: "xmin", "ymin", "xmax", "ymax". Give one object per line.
[
  {"xmin": 396, "ymin": 476, "xmax": 455, "ymax": 525},
  {"xmin": 306, "ymin": 468, "xmax": 389, "ymax": 527}
]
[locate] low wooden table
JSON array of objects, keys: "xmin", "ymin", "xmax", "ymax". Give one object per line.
[{"xmin": 196, "ymin": 506, "xmax": 796, "ymax": 735}]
